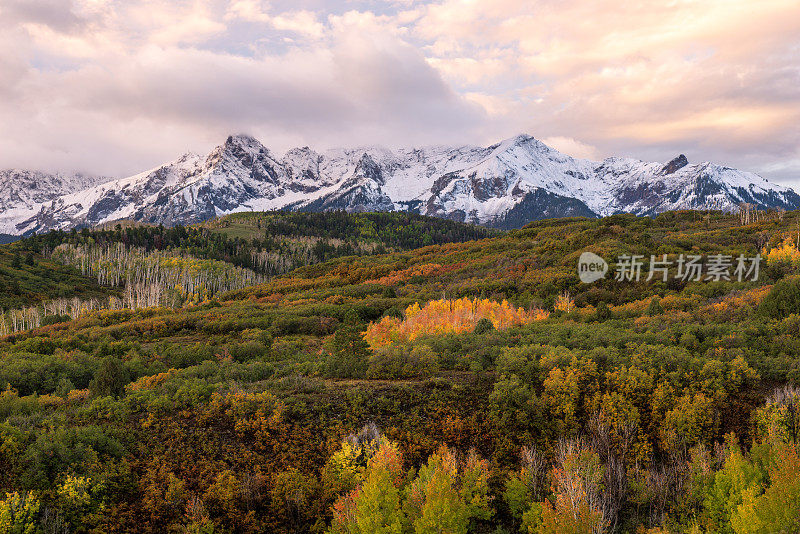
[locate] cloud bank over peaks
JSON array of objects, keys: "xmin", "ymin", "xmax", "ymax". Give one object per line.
[{"xmin": 0, "ymin": 0, "xmax": 797, "ymax": 185}]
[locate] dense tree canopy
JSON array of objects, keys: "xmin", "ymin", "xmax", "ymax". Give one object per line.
[{"xmin": 0, "ymin": 209, "xmax": 799, "ymax": 532}]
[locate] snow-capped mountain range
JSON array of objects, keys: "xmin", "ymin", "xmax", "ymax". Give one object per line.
[{"xmin": 1, "ymin": 133, "xmax": 798, "ymax": 235}]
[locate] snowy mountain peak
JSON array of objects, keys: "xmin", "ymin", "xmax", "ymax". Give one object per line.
[
  {"xmin": 353, "ymin": 153, "xmax": 384, "ymax": 184},
  {"xmin": 225, "ymin": 133, "xmax": 264, "ymax": 148},
  {"xmin": 210, "ymin": 134, "xmax": 272, "ymax": 163},
  {"xmin": 1, "ymin": 134, "xmax": 797, "ymax": 235},
  {"xmin": 488, "ymin": 133, "xmax": 545, "ymax": 156},
  {"xmin": 176, "ymin": 152, "xmax": 201, "ymax": 163},
  {"xmin": 661, "ymin": 154, "xmax": 689, "ymax": 175}
]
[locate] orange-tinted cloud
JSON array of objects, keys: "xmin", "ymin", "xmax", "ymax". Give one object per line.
[{"xmin": 0, "ymin": 0, "xmax": 797, "ymax": 184}]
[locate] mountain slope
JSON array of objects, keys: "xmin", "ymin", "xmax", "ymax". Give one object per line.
[
  {"xmin": 0, "ymin": 169, "xmax": 108, "ymax": 213},
  {"xmin": 1, "ymin": 134, "xmax": 797, "ymax": 234}
]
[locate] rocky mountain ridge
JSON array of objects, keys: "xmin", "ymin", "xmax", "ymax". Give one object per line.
[{"xmin": 1, "ymin": 134, "xmax": 797, "ymax": 234}]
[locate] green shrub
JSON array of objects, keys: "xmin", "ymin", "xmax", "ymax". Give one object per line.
[
  {"xmin": 324, "ymin": 323, "xmax": 370, "ymax": 378},
  {"xmin": 164, "ymin": 343, "xmax": 215, "ymax": 369},
  {"xmin": 595, "ymin": 301, "xmax": 612, "ymax": 321},
  {"xmin": 89, "ymin": 357, "xmax": 131, "ymax": 398},
  {"xmin": 366, "ymin": 344, "xmax": 439, "ymax": 379},
  {"xmin": 647, "ymin": 296, "xmax": 664, "ymax": 316},
  {"xmin": 41, "ymin": 314, "xmax": 72, "ymax": 326},
  {"xmin": 473, "ymin": 317, "xmax": 495, "ymax": 334},
  {"xmin": 227, "ymin": 341, "xmax": 269, "ymax": 363},
  {"xmin": 759, "ymin": 276, "xmax": 800, "ymax": 319}
]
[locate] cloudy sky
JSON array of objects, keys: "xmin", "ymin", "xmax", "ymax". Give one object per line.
[{"xmin": 1, "ymin": 0, "xmax": 798, "ymax": 185}]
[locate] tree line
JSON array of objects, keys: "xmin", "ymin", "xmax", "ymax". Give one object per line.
[{"xmin": 17, "ymin": 211, "xmax": 494, "ymax": 277}]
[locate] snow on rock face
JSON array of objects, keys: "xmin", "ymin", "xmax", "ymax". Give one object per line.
[
  {"xmin": 661, "ymin": 154, "xmax": 689, "ymax": 175},
  {"xmin": 1, "ymin": 134, "xmax": 798, "ymax": 234},
  {"xmin": 0, "ymin": 170, "xmax": 109, "ymax": 212}
]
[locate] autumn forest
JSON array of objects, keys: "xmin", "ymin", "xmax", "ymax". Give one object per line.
[{"xmin": 1, "ymin": 210, "xmax": 800, "ymax": 533}]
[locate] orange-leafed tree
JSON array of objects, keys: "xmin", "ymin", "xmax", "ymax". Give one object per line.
[{"xmin": 364, "ymin": 297, "xmax": 548, "ymax": 348}]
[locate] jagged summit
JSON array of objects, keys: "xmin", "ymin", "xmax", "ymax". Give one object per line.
[
  {"xmin": 226, "ymin": 133, "xmax": 261, "ymax": 145},
  {"xmin": 661, "ymin": 154, "xmax": 689, "ymax": 175},
  {"xmin": 0, "ymin": 134, "xmax": 797, "ymax": 234}
]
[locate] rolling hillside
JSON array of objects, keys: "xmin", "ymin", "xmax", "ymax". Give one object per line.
[{"xmin": 1, "ymin": 210, "xmax": 800, "ymax": 532}]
